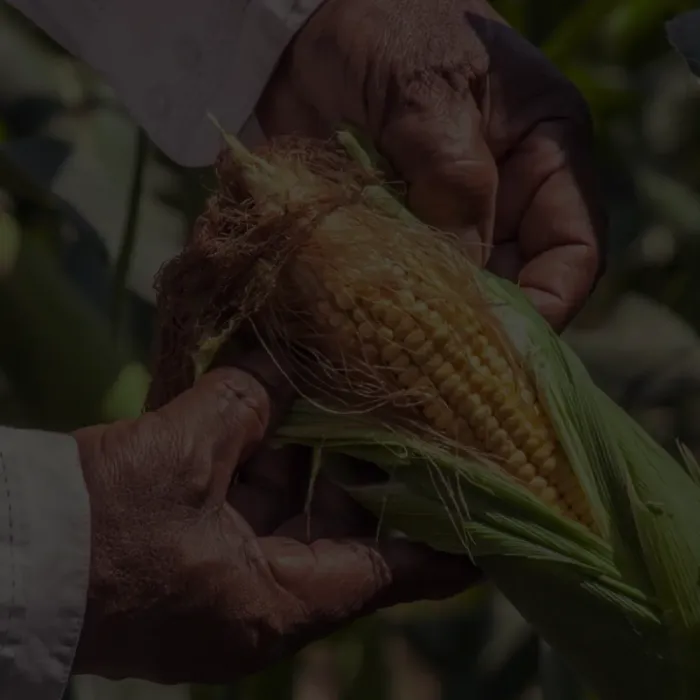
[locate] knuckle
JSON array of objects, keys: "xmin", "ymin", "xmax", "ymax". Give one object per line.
[
  {"xmin": 239, "ymin": 539, "xmax": 305, "ymax": 632},
  {"xmin": 207, "ymin": 367, "xmax": 271, "ymax": 441}
]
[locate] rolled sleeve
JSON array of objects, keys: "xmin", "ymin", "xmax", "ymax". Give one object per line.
[
  {"xmin": 0, "ymin": 428, "xmax": 90, "ymax": 700},
  {"xmin": 88, "ymin": 0, "xmax": 327, "ymax": 166},
  {"xmin": 138, "ymin": 0, "xmax": 328, "ymax": 166},
  {"xmin": 6, "ymin": 0, "xmax": 326, "ymax": 166}
]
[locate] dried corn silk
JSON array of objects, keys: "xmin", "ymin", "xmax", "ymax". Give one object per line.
[{"xmin": 148, "ymin": 135, "xmax": 593, "ymax": 529}]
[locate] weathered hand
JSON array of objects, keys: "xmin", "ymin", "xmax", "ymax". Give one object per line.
[
  {"xmin": 71, "ymin": 358, "xmax": 476, "ymax": 684},
  {"xmin": 257, "ymin": 0, "xmax": 606, "ymax": 330}
]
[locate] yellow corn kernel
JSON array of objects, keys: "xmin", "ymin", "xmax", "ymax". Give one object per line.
[{"xmin": 312, "ymin": 272, "xmax": 594, "ymax": 529}]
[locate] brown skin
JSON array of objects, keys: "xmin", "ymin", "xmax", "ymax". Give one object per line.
[
  {"xmin": 257, "ymin": 0, "xmax": 607, "ymax": 331},
  {"xmin": 72, "ymin": 360, "xmax": 477, "ymax": 683},
  {"xmin": 71, "ymin": 0, "xmax": 606, "ymax": 683}
]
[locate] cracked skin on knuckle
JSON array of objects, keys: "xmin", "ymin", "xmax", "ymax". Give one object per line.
[{"xmin": 208, "ymin": 368, "xmax": 271, "ymax": 445}]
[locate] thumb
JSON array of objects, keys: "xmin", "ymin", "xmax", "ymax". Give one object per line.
[
  {"xmin": 378, "ymin": 76, "xmax": 497, "ymax": 266},
  {"xmin": 257, "ymin": 535, "xmax": 479, "ymax": 639},
  {"xmin": 157, "ymin": 350, "xmax": 293, "ymax": 500}
]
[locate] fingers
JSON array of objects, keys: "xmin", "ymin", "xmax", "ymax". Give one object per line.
[
  {"xmin": 157, "ymin": 349, "xmax": 293, "ymax": 501},
  {"xmin": 210, "ymin": 533, "xmax": 478, "ymax": 674},
  {"xmin": 367, "ymin": 538, "xmax": 481, "ymax": 607},
  {"xmin": 231, "ymin": 452, "xmax": 384, "ymax": 537},
  {"xmin": 210, "ymin": 339, "xmax": 296, "ymax": 427},
  {"xmin": 492, "ymin": 120, "xmax": 606, "ymax": 331},
  {"xmin": 258, "ymin": 535, "xmax": 480, "ymax": 628},
  {"xmin": 379, "ymin": 74, "xmax": 498, "ymax": 266},
  {"xmin": 228, "ymin": 445, "xmax": 313, "ymax": 534}
]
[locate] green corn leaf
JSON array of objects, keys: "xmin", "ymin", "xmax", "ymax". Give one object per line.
[{"xmin": 177, "ymin": 125, "xmax": 700, "ymax": 700}]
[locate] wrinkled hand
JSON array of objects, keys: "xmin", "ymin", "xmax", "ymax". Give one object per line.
[
  {"xmin": 71, "ymin": 358, "xmax": 476, "ymax": 684},
  {"xmin": 257, "ymin": 0, "xmax": 606, "ymax": 330}
]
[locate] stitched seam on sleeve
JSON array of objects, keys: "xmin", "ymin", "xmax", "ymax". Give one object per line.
[{"xmin": 0, "ymin": 451, "xmax": 16, "ymax": 647}]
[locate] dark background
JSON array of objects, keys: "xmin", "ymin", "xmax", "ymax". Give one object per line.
[{"xmin": 1, "ymin": 1, "xmax": 699, "ymax": 699}]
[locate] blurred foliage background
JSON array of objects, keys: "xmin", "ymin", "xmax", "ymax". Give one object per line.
[{"xmin": 1, "ymin": 0, "xmax": 699, "ymax": 699}]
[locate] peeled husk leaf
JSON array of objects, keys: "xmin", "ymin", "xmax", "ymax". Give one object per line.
[{"xmin": 147, "ymin": 128, "xmax": 700, "ymax": 700}]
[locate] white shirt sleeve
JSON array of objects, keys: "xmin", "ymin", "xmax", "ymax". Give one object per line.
[
  {"xmin": 4, "ymin": 0, "xmax": 326, "ymax": 166},
  {"xmin": 0, "ymin": 428, "xmax": 90, "ymax": 700}
]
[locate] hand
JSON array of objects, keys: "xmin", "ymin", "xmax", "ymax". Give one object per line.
[
  {"xmin": 256, "ymin": 0, "xmax": 607, "ymax": 331},
  {"xmin": 71, "ymin": 357, "xmax": 476, "ymax": 684}
]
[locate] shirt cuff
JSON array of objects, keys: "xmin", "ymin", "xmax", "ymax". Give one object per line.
[
  {"xmin": 90, "ymin": 0, "xmax": 327, "ymax": 167},
  {"xmin": 0, "ymin": 428, "xmax": 90, "ymax": 700},
  {"xmin": 192, "ymin": 0, "xmax": 328, "ymax": 162}
]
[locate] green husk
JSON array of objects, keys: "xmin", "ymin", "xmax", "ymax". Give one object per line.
[
  {"xmin": 159, "ymin": 124, "xmax": 700, "ymax": 699},
  {"xmin": 272, "ymin": 275, "xmax": 700, "ymax": 699}
]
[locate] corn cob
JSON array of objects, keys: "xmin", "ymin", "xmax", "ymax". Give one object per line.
[
  {"xmin": 151, "ymin": 128, "xmax": 700, "ymax": 700},
  {"xmin": 170, "ymin": 123, "xmax": 594, "ymax": 529},
  {"xmin": 262, "ymin": 213, "xmax": 593, "ymax": 527},
  {"xmin": 302, "ymin": 256, "xmax": 594, "ymax": 529}
]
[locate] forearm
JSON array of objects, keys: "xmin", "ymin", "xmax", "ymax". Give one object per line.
[
  {"xmin": 0, "ymin": 427, "xmax": 90, "ymax": 700},
  {"xmin": 5, "ymin": 0, "xmax": 326, "ymax": 166}
]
